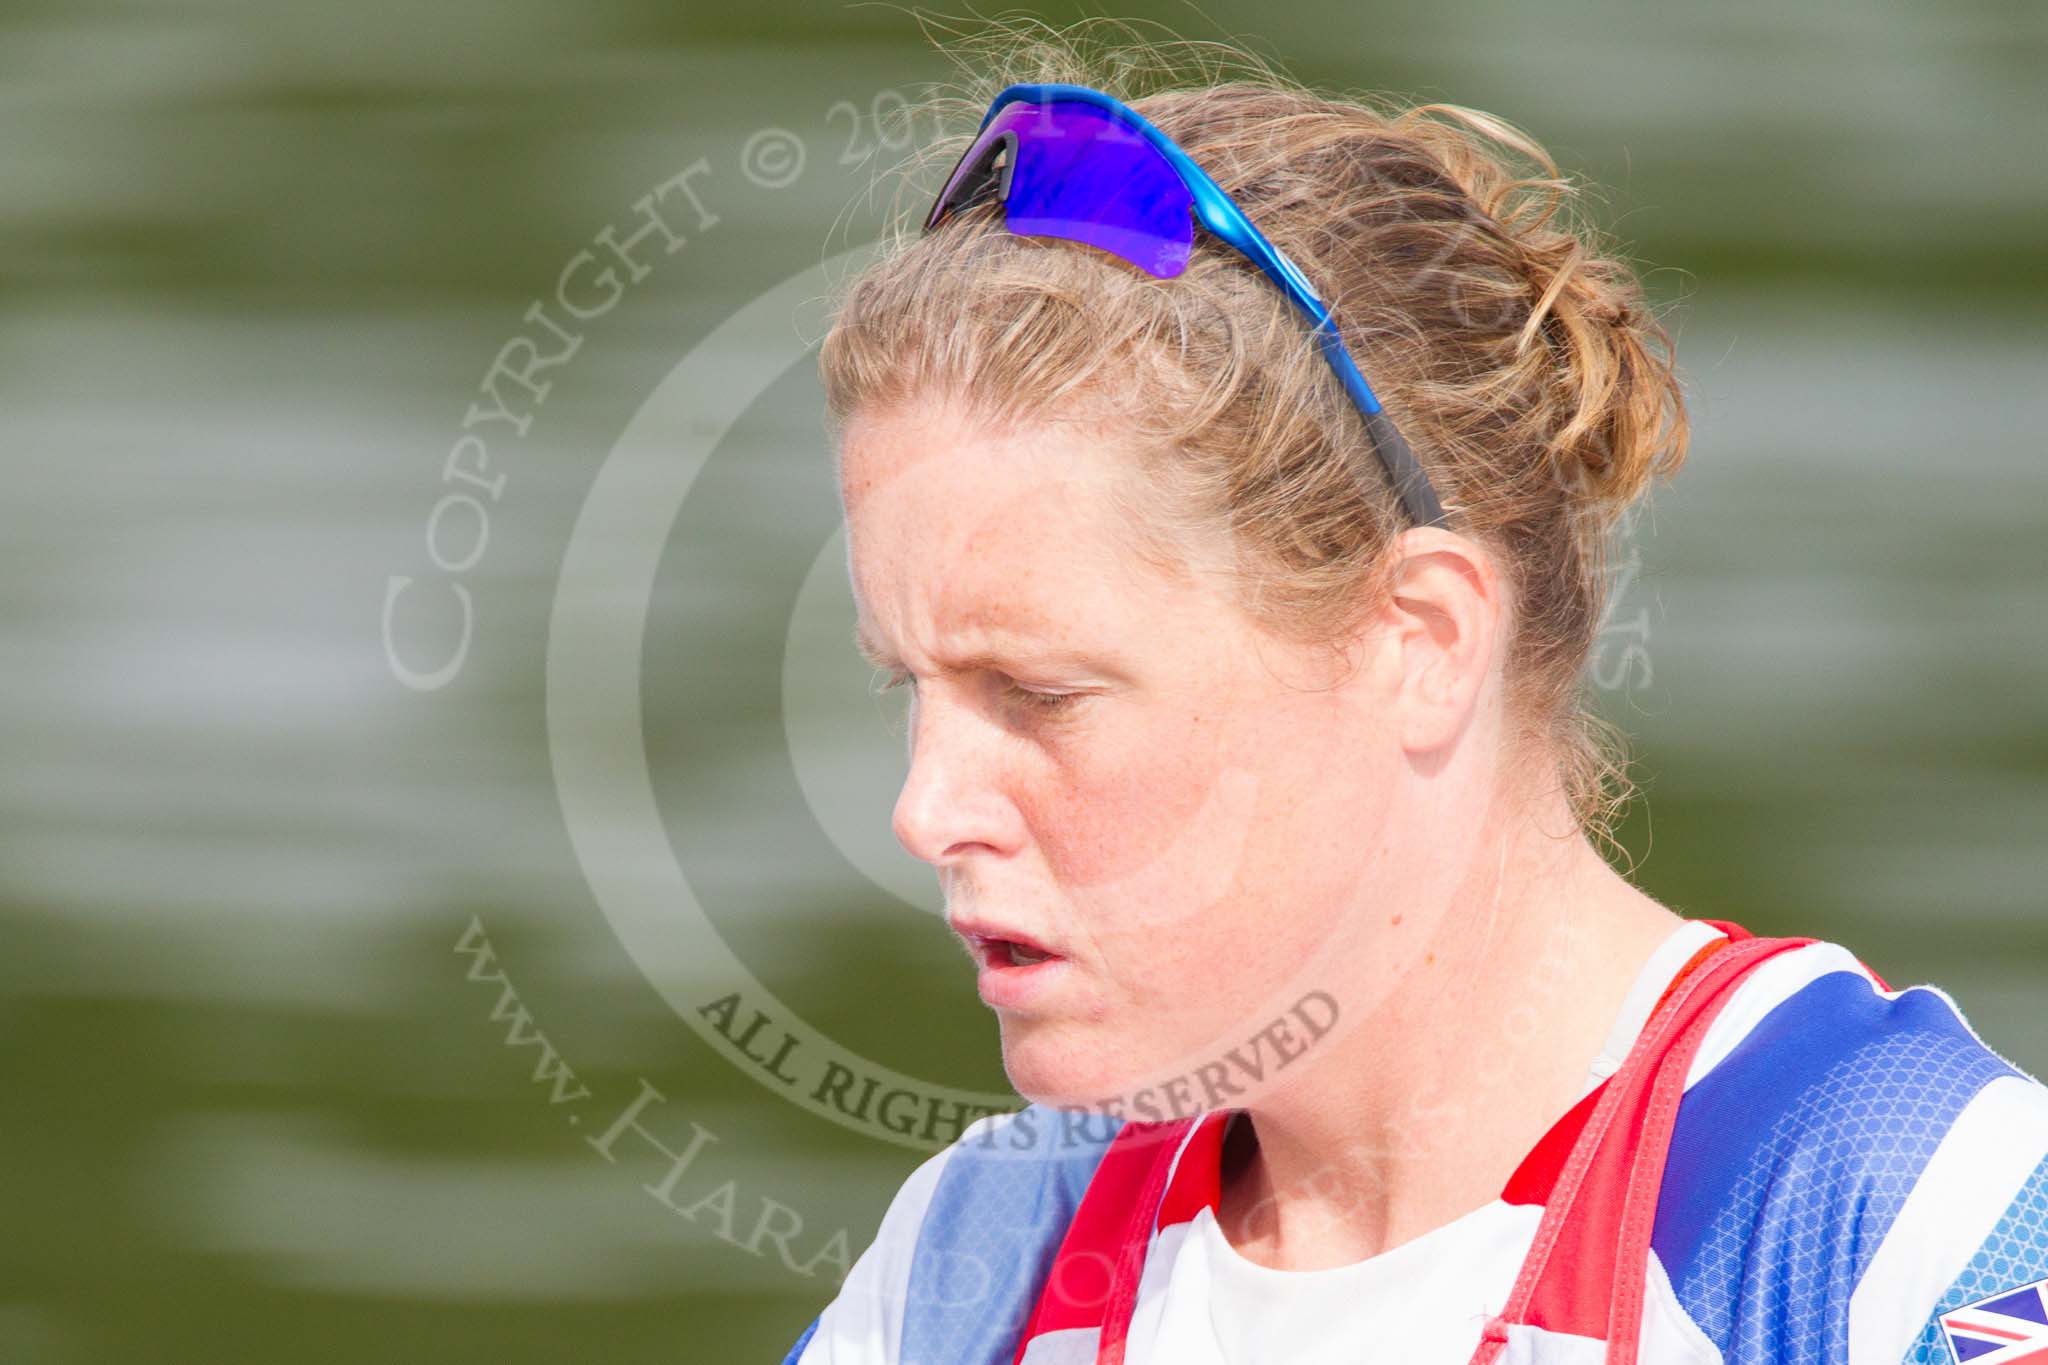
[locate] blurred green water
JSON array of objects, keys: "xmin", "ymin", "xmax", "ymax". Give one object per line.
[{"xmin": 1, "ymin": 2, "xmax": 2044, "ymax": 1360}]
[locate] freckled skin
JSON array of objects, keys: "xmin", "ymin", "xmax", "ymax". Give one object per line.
[
  {"xmin": 837, "ymin": 392, "xmax": 1686, "ymax": 1268},
  {"xmin": 839, "ymin": 394, "xmax": 1416, "ymax": 1107}
]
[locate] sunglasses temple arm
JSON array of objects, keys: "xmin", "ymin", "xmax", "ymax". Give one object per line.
[
  {"xmin": 1311, "ymin": 321, "xmax": 1450, "ymax": 530},
  {"xmin": 1364, "ymin": 407, "xmax": 1448, "ymax": 530}
]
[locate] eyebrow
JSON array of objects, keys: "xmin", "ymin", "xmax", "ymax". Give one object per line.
[{"xmin": 852, "ymin": 620, "xmax": 1118, "ymax": 676}]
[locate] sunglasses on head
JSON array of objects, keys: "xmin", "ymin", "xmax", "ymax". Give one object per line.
[{"xmin": 922, "ymin": 82, "xmax": 1450, "ymax": 531}]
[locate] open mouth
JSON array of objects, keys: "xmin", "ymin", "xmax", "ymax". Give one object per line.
[
  {"xmin": 977, "ymin": 936, "xmax": 1056, "ymax": 969},
  {"xmin": 995, "ymin": 939, "xmax": 1052, "ymax": 967},
  {"xmin": 953, "ymin": 920, "xmax": 1062, "ymax": 971},
  {"xmin": 953, "ymin": 920, "xmax": 1067, "ymax": 1007}
]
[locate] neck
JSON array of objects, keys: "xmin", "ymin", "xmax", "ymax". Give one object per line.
[{"xmin": 1214, "ymin": 786, "xmax": 1683, "ymax": 1271}]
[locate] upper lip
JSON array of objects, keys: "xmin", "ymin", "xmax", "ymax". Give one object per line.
[{"xmin": 947, "ymin": 916, "xmax": 1063, "ymax": 962}]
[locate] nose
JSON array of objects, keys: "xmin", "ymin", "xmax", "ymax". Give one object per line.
[{"xmin": 890, "ymin": 687, "xmax": 1017, "ymax": 867}]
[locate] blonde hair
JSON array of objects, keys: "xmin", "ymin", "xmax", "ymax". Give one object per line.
[{"xmin": 819, "ymin": 16, "xmax": 1689, "ymax": 853}]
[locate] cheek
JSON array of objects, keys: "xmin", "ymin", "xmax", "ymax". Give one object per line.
[
  {"xmin": 1028, "ymin": 691, "xmax": 1390, "ymax": 996},
  {"xmin": 1018, "ymin": 707, "xmax": 1243, "ymax": 932}
]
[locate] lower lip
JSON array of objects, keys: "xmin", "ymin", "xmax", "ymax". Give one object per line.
[{"xmin": 976, "ymin": 949, "xmax": 1069, "ymax": 1010}]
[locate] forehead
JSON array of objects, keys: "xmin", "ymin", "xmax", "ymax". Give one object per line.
[
  {"xmin": 837, "ymin": 400, "xmax": 1169, "ymax": 650},
  {"xmin": 842, "ymin": 400, "xmax": 1128, "ymax": 553}
]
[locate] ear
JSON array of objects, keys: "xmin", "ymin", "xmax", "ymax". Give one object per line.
[{"xmin": 1377, "ymin": 527, "xmax": 1505, "ymax": 756}]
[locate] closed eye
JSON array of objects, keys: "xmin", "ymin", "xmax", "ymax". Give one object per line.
[
  {"xmin": 999, "ymin": 680, "xmax": 1085, "ymax": 715},
  {"xmin": 871, "ymin": 667, "xmax": 1088, "ymax": 720}
]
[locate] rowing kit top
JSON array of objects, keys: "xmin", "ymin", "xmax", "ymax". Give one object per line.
[{"xmin": 783, "ymin": 919, "xmax": 2048, "ymax": 1365}]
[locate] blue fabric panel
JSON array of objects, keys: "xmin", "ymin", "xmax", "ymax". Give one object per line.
[
  {"xmin": 1652, "ymin": 971, "xmax": 2015, "ymax": 1363},
  {"xmin": 900, "ymin": 1105, "xmax": 1122, "ymax": 1365}
]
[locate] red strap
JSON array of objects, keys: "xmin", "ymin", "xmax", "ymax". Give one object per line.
[
  {"xmin": 1093, "ymin": 1121, "xmax": 1190, "ymax": 1365},
  {"xmin": 1705, "ymin": 916, "xmax": 1887, "ymax": 988},
  {"xmin": 1470, "ymin": 932, "xmax": 1816, "ymax": 1362},
  {"xmin": 1010, "ymin": 1118, "xmax": 1199, "ymax": 1365},
  {"xmin": 1502, "ymin": 931, "xmax": 1732, "ymax": 1207},
  {"xmin": 1708, "ymin": 914, "xmax": 1887, "ymax": 990}
]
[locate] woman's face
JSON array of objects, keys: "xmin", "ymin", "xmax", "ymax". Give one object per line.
[{"xmin": 839, "ymin": 396, "xmax": 1418, "ymax": 1113}]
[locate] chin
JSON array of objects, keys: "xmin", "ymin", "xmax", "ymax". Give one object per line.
[{"xmin": 997, "ymin": 1019, "xmax": 1135, "ymax": 1115}]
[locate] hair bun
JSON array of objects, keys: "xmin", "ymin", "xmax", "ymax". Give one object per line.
[{"xmin": 1379, "ymin": 100, "xmax": 1688, "ymax": 523}]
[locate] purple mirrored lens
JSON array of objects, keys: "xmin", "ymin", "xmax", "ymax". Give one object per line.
[{"xmin": 943, "ymin": 100, "xmax": 1194, "ymax": 278}]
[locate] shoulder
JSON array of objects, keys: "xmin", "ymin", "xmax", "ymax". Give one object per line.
[
  {"xmin": 1651, "ymin": 938, "xmax": 2048, "ymax": 1364},
  {"xmin": 784, "ymin": 1103, "xmax": 1123, "ymax": 1365}
]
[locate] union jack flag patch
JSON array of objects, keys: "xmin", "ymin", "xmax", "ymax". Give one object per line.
[{"xmin": 1941, "ymin": 1278, "xmax": 2048, "ymax": 1363}]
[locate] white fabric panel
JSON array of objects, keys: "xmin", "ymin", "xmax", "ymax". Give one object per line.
[
  {"xmin": 1640, "ymin": 1247, "xmax": 1723, "ymax": 1364},
  {"xmin": 1018, "ymin": 1326, "xmax": 1103, "ymax": 1364},
  {"xmin": 1498, "ymin": 1323, "xmax": 1608, "ymax": 1364},
  {"xmin": 1847, "ymin": 1073, "xmax": 2048, "ymax": 1364}
]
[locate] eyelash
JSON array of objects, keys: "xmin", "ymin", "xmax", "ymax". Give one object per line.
[{"xmin": 874, "ymin": 669, "xmax": 1087, "ymax": 717}]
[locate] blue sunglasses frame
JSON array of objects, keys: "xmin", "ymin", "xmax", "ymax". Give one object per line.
[{"xmin": 923, "ymin": 82, "xmax": 1450, "ymax": 530}]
